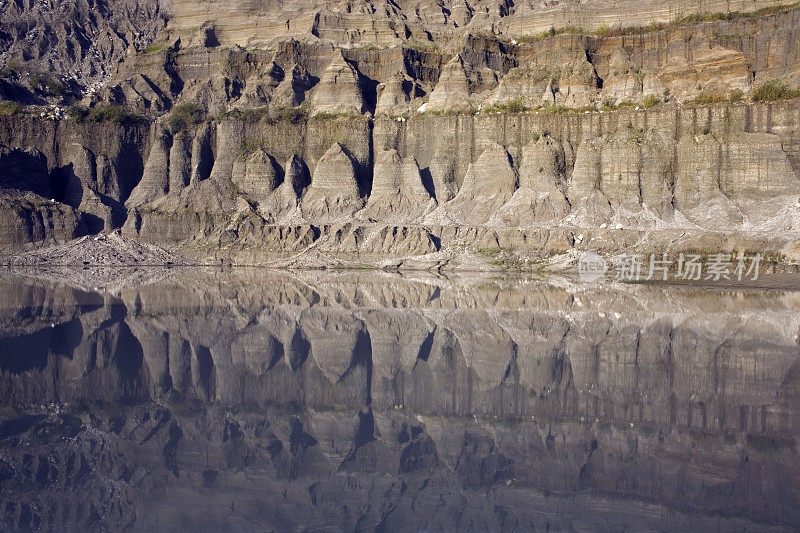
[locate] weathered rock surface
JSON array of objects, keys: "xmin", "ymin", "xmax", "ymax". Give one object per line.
[
  {"xmin": 93, "ymin": 3, "xmax": 800, "ymax": 122},
  {"xmin": 1, "ymin": 98, "xmax": 799, "ymax": 267},
  {"xmin": 0, "ymin": 192, "xmax": 85, "ymax": 248},
  {"xmin": 362, "ymin": 149, "xmax": 436, "ymax": 223},
  {"xmin": 310, "ymin": 51, "xmax": 365, "ymax": 115},
  {"xmin": 0, "ymin": 146, "xmax": 50, "ymax": 197},
  {"xmin": 232, "ymin": 150, "xmax": 282, "ymax": 203},
  {"xmin": 425, "ymin": 55, "xmax": 473, "ymax": 113},
  {"xmin": 493, "ymin": 135, "xmax": 570, "ymax": 226},
  {"xmin": 255, "ymin": 154, "xmax": 309, "ymax": 222},
  {"xmin": 428, "ymin": 141, "xmax": 517, "ymax": 225},
  {"xmin": 301, "ymin": 142, "xmax": 365, "ymax": 221},
  {"xmin": 2, "ymin": 231, "xmax": 182, "ymax": 266},
  {"xmin": 166, "ymin": 0, "xmax": 790, "ymax": 51},
  {"xmin": 127, "ymin": 130, "xmax": 171, "ymax": 207},
  {"xmin": 0, "ymin": 0, "xmax": 165, "ymax": 99},
  {"xmin": 2, "ymin": 3, "xmax": 800, "ymax": 266}
]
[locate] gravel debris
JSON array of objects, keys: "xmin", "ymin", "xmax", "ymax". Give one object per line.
[{"xmin": 0, "ymin": 231, "xmax": 190, "ymax": 267}]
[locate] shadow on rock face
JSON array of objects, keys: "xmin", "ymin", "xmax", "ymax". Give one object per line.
[{"xmin": 0, "ymin": 146, "xmax": 51, "ymax": 197}]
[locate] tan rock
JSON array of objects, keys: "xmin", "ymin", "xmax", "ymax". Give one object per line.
[
  {"xmin": 232, "ymin": 150, "xmax": 282, "ymax": 203},
  {"xmin": 301, "ymin": 143, "xmax": 364, "ymax": 220},
  {"xmin": 554, "ymin": 58, "xmax": 599, "ymax": 108},
  {"xmin": 362, "ymin": 149, "xmax": 436, "ymax": 223},
  {"xmin": 190, "ymin": 123, "xmax": 214, "ymax": 184},
  {"xmin": 429, "ymin": 144, "xmax": 458, "ymax": 203},
  {"xmin": 316, "ymin": 223, "xmax": 439, "ymax": 255},
  {"xmin": 208, "ymin": 120, "xmax": 244, "ymax": 183},
  {"xmin": 599, "ymin": 131, "xmax": 643, "ymax": 209},
  {"xmin": 493, "ymin": 136, "xmax": 569, "ymax": 226},
  {"xmin": 674, "ymin": 133, "xmax": 743, "ymax": 228},
  {"xmin": 486, "ymin": 66, "xmax": 550, "ymax": 109},
  {"xmin": 310, "ymin": 50, "xmax": 365, "ymax": 115},
  {"xmin": 168, "ymin": 131, "xmax": 191, "ymax": 193},
  {"xmin": 721, "ymin": 133, "xmax": 799, "ymax": 230},
  {"xmin": 566, "ymin": 138, "xmax": 613, "ymax": 226},
  {"xmin": 375, "ymin": 73, "xmax": 412, "ymax": 115},
  {"xmin": 272, "ymin": 65, "xmax": 313, "ymax": 109},
  {"xmin": 639, "ymin": 129, "xmax": 675, "ymax": 220},
  {"xmin": 128, "ymin": 134, "xmax": 169, "ymax": 207},
  {"xmin": 258, "ymin": 154, "xmax": 311, "ymax": 223},
  {"xmin": 435, "ymin": 141, "xmax": 517, "ymax": 225},
  {"xmin": 0, "ymin": 192, "xmax": 86, "ymax": 247},
  {"xmin": 426, "ymin": 55, "xmax": 472, "ymax": 112}
]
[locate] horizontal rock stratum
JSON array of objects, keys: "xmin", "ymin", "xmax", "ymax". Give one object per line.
[
  {"xmin": 0, "ymin": 2, "xmax": 799, "ymax": 268},
  {"xmin": 1, "ymin": 99, "xmax": 800, "ymax": 268}
]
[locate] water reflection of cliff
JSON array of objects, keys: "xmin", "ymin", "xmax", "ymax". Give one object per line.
[{"xmin": 1, "ymin": 270, "xmax": 799, "ymax": 531}]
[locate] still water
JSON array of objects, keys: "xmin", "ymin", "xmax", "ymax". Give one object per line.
[{"xmin": 0, "ymin": 268, "xmax": 798, "ymax": 531}]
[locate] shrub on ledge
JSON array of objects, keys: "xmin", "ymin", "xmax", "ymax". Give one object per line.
[
  {"xmin": 166, "ymin": 101, "xmax": 204, "ymax": 132},
  {"xmin": 751, "ymin": 80, "xmax": 800, "ymax": 103},
  {"xmin": 0, "ymin": 101, "xmax": 21, "ymax": 116}
]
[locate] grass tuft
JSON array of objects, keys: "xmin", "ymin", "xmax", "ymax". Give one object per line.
[
  {"xmin": 68, "ymin": 103, "xmax": 146, "ymax": 124},
  {"xmin": 142, "ymin": 44, "xmax": 167, "ymax": 55},
  {"xmin": 0, "ymin": 101, "xmax": 21, "ymax": 116},
  {"xmin": 166, "ymin": 101, "xmax": 204, "ymax": 132},
  {"xmin": 482, "ymin": 97, "xmax": 527, "ymax": 114},
  {"xmin": 751, "ymin": 80, "xmax": 800, "ymax": 102}
]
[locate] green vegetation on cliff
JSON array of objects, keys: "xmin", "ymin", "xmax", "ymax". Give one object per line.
[
  {"xmin": 752, "ymin": 80, "xmax": 800, "ymax": 102},
  {"xmin": 0, "ymin": 102, "xmax": 21, "ymax": 116},
  {"xmin": 67, "ymin": 104, "xmax": 146, "ymax": 124}
]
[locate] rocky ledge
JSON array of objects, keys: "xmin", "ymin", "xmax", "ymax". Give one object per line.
[{"xmin": 1, "ymin": 99, "xmax": 799, "ymax": 270}]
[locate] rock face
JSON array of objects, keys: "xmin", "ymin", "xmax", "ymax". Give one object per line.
[
  {"xmin": 232, "ymin": 150, "xmax": 283, "ymax": 203},
  {"xmin": 92, "ymin": 1, "xmax": 800, "ymax": 121},
  {"xmin": 1, "ymin": 0, "xmax": 797, "ymax": 114},
  {"xmin": 0, "ymin": 144, "xmax": 86, "ymax": 247},
  {"xmin": 165, "ymin": 0, "xmax": 789, "ymax": 50},
  {"xmin": 1, "ymin": 271, "xmax": 799, "ymax": 530},
  {"xmin": 0, "ymin": 146, "xmax": 50, "ymax": 197},
  {"xmin": 431, "ymin": 142, "xmax": 517, "ymax": 224},
  {"xmin": 301, "ymin": 143, "xmax": 365, "ymax": 221},
  {"xmin": 256, "ymin": 154, "xmax": 309, "ymax": 222},
  {"xmin": 493, "ymin": 136, "xmax": 570, "ymax": 226},
  {"xmin": 127, "ymin": 130, "xmax": 171, "ymax": 207},
  {"xmin": 1, "ymin": 98, "xmax": 800, "ymax": 266},
  {"xmin": 310, "ymin": 51, "xmax": 365, "ymax": 115},
  {"xmin": 675, "ymin": 131, "xmax": 800, "ymax": 230},
  {"xmin": 0, "ymin": 192, "xmax": 85, "ymax": 248},
  {"xmin": 362, "ymin": 149, "xmax": 435, "ymax": 223},
  {"xmin": 0, "ymin": 0, "xmax": 165, "ymax": 99},
  {"xmin": 1, "ymin": 3, "xmax": 800, "ymax": 265},
  {"xmin": 426, "ymin": 55, "xmax": 473, "ymax": 112}
]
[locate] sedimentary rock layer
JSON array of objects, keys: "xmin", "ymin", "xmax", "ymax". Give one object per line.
[
  {"xmin": 165, "ymin": 0, "xmax": 790, "ymax": 49},
  {"xmin": 0, "ymin": 0, "xmax": 165, "ymax": 98},
  {"xmin": 2, "ymin": 5, "xmax": 800, "ymax": 265},
  {"xmin": 109, "ymin": 5, "xmax": 800, "ymax": 117},
  {"xmin": 3, "ymin": 100, "xmax": 799, "ymax": 266}
]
